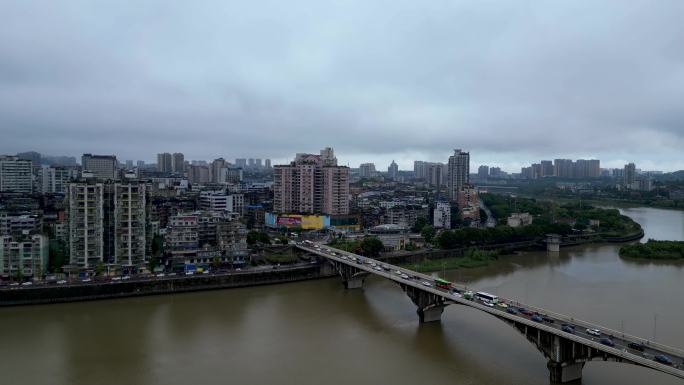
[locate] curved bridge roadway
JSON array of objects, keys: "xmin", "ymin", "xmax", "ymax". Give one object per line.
[{"xmin": 297, "ymin": 242, "xmax": 684, "ymax": 383}]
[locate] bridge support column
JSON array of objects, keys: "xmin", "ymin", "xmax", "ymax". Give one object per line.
[
  {"xmin": 417, "ymin": 305, "xmax": 445, "ymax": 323},
  {"xmin": 344, "ymin": 275, "xmax": 365, "ymax": 289},
  {"xmin": 547, "ymin": 361, "xmax": 583, "ymax": 383},
  {"xmin": 401, "ymin": 285, "xmax": 450, "ymax": 323}
]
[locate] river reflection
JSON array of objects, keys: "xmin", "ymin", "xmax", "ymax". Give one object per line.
[{"xmin": 0, "ymin": 207, "xmax": 683, "ymax": 385}]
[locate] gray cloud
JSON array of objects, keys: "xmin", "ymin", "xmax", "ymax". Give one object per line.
[{"xmin": 1, "ymin": 0, "xmax": 683, "ymax": 172}]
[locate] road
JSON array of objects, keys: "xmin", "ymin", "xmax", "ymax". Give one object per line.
[{"xmin": 298, "ymin": 242, "xmax": 684, "ymax": 380}]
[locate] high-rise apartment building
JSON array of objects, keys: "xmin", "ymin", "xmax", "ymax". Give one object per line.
[
  {"xmin": 478, "ymin": 165, "xmax": 489, "ymax": 179},
  {"xmin": 235, "ymin": 158, "xmax": 247, "ymax": 168},
  {"xmin": 248, "ymin": 158, "xmax": 255, "ymax": 168},
  {"xmin": 38, "ymin": 165, "xmax": 74, "ymax": 194},
  {"xmin": 172, "ymin": 153, "xmax": 185, "ymax": 174},
  {"xmin": 157, "ymin": 153, "xmax": 172, "ymax": 173},
  {"xmin": 273, "ymin": 148, "xmax": 349, "ymax": 215},
  {"xmin": 447, "ymin": 149, "xmax": 469, "ymax": 201},
  {"xmin": 82, "ymin": 154, "xmax": 117, "ymax": 180},
  {"xmin": 388, "ymin": 160, "xmax": 399, "ymax": 180},
  {"xmin": 211, "ymin": 158, "xmax": 227, "ymax": 183},
  {"xmin": 265, "ymin": 159, "xmax": 271, "ymax": 169},
  {"xmin": 255, "ymin": 159, "xmax": 262, "ymax": 168},
  {"xmin": 553, "ymin": 159, "xmax": 574, "ymax": 178},
  {"xmin": 541, "ymin": 161, "xmax": 554, "ymax": 177},
  {"xmin": 188, "ymin": 165, "xmax": 210, "ymax": 184},
  {"xmin": 624, "ymin": 163, "xmax": 636, "ymax": 187},
  {"xmin": 67, "ymin": 182, "xmax": 105, "ymax": 269},
  {"xmin": 359, "ymin": 163, "xmax": 376, "ymax": 178},
  {"xmin": 113, "ymin": 181, "xmax": 147, "ymax": 268},
  {"xmin": 0, "ymin": 156, "xmax": 33, "ymax": 193}
]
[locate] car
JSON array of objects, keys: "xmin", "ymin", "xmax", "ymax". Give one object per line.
[
  {"xmin": 185, "ymin": 271, "xmax": 194, "ymax": 276},
  {"xmin": 370, "ymin": 262, "xmax": 377, "ymax": 267},
  {"xmin": 599, "ymin": 338, "xmax": 615, "ymax": 347},
  {"xmin": 9, "ymin": 282, "xmax": 19, "ymax": 286},
  {"xmin": 627, "ymin": 342, "xmax": 646, "ymax": 352},
  {"xmin": 400, "ymin": 274, "xmax": 410, "ymax": 279},
  {"xmin": 394, "ymin": 270, "xmax": 402, "ymax": 275},
  {"xmin": 496, "ymin": 302, "xmax": 508, "ymax": 309},
  {"xmin": 451, "ymin": 288, "xmax": 461, "ymax": 294},
  {"xmin": 541, "ymin": 316, "xmax": 554, "ymax": 323},
  {"xmin": 156, "ymin": 273, "xmax": 165, "ymax": 278},
  {"xmin": 586, "ymin": 328, "xmax": 601, "ymax": 337},
  {"xmin": 235, "ymin": 268, "xmax": 242, "ymax": 271},
  {"xmin": 373, "ymin": 266, "xmax": 383, "ymax": 271},
  {"xmin": 519, "ymin": 308, "xmax": 534, "ymax": 316},
  {"xmin": 483, "ymin": 301, "xmax": 495, "ymax": 307},
  {"xmin": 654, "ymin": 354, "xmax": 673, "ymax": 365},
  {"xmin": 112, "ymin": 276, "xmax": 122, "ymax": 281},
  {"xmin": 122, "ymin": 275, "xmax": 131, "ymax": 280},
  {"xmin": 421, "ymin": 281, "xmax": 432, "ymax": 287},
  {"xmin": 562, "ymin": 325, "xmax": 575, "ymax": 334},
  {"xmin": 382, "ymin": 265, "xmax": 391, "ymax": 271},
  {"xmin": 341, "ymin": 256, "xmax": 348, "ymax": 260},
  {"xmin": 202, "ymin": 270, "xmax": 209, "ymax": 274},
  {"xmin": 21, "ymin": 281, "xmax": 33, "ymax": 286},
  {"xmin": 57, "ymin": 280, "xmax": 67, "ymax": 284},
  {"xmin": 531, "ymin": 314, "xmax": 543, "ymax": 322},
  {"xmin": 168, "ymin": 272, "xmax": 177, "ymax": 276},
  {"xmin": 330, "ymin": 252, "xmax": 336, "ymax": 256},
  {"xmin": 366, "ymin": 260, "xmax": 374, "ymax": 265},
  {"xmin": 81, "ymin": 278, "xmax": 91, "ymax": 283},
  {"xmin": 506, "ymin": 307, "xmax": 517, "ymax": 314}
]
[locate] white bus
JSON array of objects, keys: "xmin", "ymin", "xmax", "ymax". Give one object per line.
[{"xmin": 475, "ymin": 292, "xmax": 498, "ymax": 304}]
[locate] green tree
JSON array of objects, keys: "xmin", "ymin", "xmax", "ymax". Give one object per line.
[
  {"xmin": 151, "ymin": 235, "xmax": 164, "ymax": 256},
  {"xmin": 420, "ymin": 225, "xmax": 436, "ymax": 243},
  {"xmin": 147, "ymin": 256, "xmax": 158, "ymax": 273},
  {"xmin": 360, "ymin": 236, "xmax": 384, "ymax": 257},
  {"xmin": 211, "ymin": 256, "xmax": 221, "ymax": 269},
  {"xmin": 14, "ymin": 267, "xmax": 23, "ymax": 282},
  {"xmin": 248, "ymin": 231, "xmax": 271, "ymax": 245},
  {"xmin": 48, "ymin": 240, "xmax": 68, "ymax": 273},
  {"xmin": 95, "ymin": 260, "xmax": 104, "ymax": 276},
  {"xmin": 412, "ymin": 217, "xmax": 428, "ymax": 233}
]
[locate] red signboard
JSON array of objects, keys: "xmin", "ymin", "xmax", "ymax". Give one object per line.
[{"xmin": 276, "ymin": 216, "xmax": 302, "ymax": 226}]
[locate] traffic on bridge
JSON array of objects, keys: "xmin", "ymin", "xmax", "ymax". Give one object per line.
[{"xmin": 297, "ymin": 241, "xmax": 684, "ymax": 383}]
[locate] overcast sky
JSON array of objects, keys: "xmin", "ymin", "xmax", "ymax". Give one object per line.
[{"xmin": 1, "ymin": 1, "xmax": 683, "ymax": 172}]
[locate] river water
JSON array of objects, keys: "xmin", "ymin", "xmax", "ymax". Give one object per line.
[{"xmin": 1, "ymin": 207, "xmax": 683, "ymax": 385}]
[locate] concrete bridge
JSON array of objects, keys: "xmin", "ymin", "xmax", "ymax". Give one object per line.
[{"xmin": 297, "ymin": 242, "xmax": 684, "ymax": 383}]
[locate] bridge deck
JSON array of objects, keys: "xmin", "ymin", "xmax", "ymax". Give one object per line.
[{"xmin": 297, "ymin": 243, "xmax": 684, "ymax": 380}]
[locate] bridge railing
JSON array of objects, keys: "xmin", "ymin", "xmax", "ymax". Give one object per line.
[{"xmin": 496, "ymin": 297, "xmax": 684, "ymax": 359}]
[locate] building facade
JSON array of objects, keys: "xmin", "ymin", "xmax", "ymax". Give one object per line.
[
  {"xmin": 113, "ymin": 181, "xmax": 147, "ymax": 268},
  {"xmin": 0, "ymin": 156, "xmax": 33, "ymax": 193},
  {"xmin": 82, "ymin": 154, "xmax": 117, "ymax": 180},
  {"xmin": 67, "ymin": 182, "xmax": 105, "ymax": 269},
  {"xmin": 0, "ymin": 234, "xmax": 48, "ymax": 279},
  {"xmin": 273, "ymin": 148, "xmax": 349, "ymax": 215},
  {"xmin": 447, "ymin": 149, "xmax": 469, "ymax": 201}
]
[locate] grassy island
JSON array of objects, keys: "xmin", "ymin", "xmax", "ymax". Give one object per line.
[{"xmin": 619, "ymin": 240, "xmax": 684, "ymax": 260}]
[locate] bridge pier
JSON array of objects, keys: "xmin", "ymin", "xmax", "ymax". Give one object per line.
[
  {"xmin": 402, "ymin": 284, "xmax": 450, "ymax": 323},
  {"xmin": 547, "ymin": 361, "xmax": 584, "ymax": 383},
  {"xmin": 344, "ymin": 275, "xmax": 365, "ymax": 289},
  {"xmin": 417, "ymin": 305, "xmax": 445, "ymax": 323}
]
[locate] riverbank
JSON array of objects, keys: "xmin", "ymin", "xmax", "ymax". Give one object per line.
[
  {"xmin": 620, "ymin": 240, "xmax": 684, "ymax": 260},
  {"xmin": 0, "ymin": 263, "xmax": 336, "ymax": 307},
  {"xmin": 399, "ymin": 249, "xmax": 499, "ymax": 272}
]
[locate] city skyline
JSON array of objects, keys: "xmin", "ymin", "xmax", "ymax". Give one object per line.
[{"xmin": 2, "ymin": 1, "xmax": 684, "ymax": 172}]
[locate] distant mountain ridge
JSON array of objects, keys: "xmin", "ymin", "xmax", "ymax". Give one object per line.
[{"xmin": 655, "ymin": 170, "xmax": 684, "ymax": 181}]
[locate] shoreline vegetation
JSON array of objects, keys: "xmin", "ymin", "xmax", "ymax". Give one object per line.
[
  {"xmin": 389, "ymin": 195, "xmax": 644, "ymax": 273},
  {"xmin": 400, "ymin": 249, "xmax": 499, "ymax": 272},
  {"xmin": 620, "ymin": 240, "xmax": 684, "ymax": 260}
]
